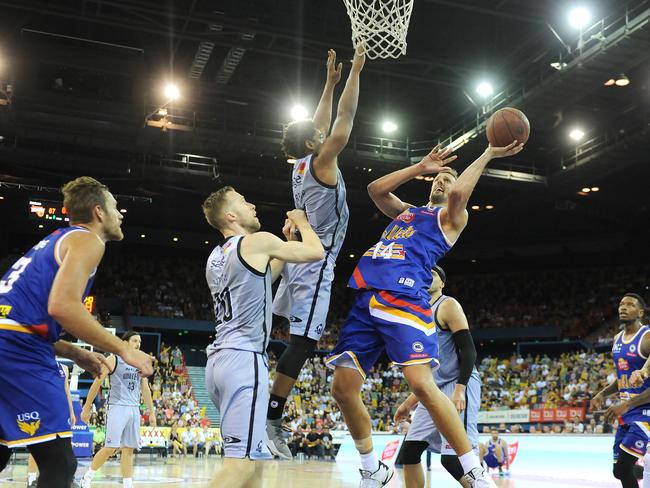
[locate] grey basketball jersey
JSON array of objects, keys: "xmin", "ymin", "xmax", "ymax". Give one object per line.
[
  {"xmin": 108, "ymin": 355, "xmax": 141, "ymax": 406},
  {"xmin": 431, "ymin": 295, "xmax": 480, "ymax": 386},
  {"xmin": 291, "ymin": 154, "xmax": 349, "ymax": 259},
  {"xmin": 205, "ymin": 235, "xmax": 272, "ymax": 355}
]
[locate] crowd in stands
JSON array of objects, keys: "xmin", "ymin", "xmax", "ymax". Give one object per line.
[
  {"xmin": 267, "ymin": 351, "xmax": 617, "ymax": 441},
  {"xmin": 93, "ymin": 252, "xmax": 647, "ymax": 343}
]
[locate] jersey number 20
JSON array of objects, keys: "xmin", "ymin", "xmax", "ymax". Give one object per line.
[{"xmin": 214, "ymin": 287, "xmax": 233, "ymax": 325}]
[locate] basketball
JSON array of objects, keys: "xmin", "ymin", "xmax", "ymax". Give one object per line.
[{"xmin": 486, "ymin": 107, "xmax": 530, "ymax": 147}]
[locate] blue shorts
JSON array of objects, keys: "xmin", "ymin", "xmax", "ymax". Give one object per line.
[
  {"xmin": 614, "ymin": 421, "xmax": 650, "ymax": 460},
  {"xmin": 0, "ymin": 328, "xmax": 72, "ymax": 448},
  {"xmin": 326, "ymin": 290, "xmax": 439, "ymax": 378},
  {"xmin": 484, "ymin": 453, "xmax": 501, "ymax": 468}
]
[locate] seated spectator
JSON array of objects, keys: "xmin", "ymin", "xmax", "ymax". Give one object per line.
[{"xmin": 306, "ymin": 427, "xmax": 323, "ymax": 459}]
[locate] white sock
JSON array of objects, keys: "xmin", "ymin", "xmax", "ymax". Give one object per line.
[
  {"xmin": 458, "ymin": 450, "xmax": 481, "ymax": 474},
  {"xmin": 84, "ymin": 469, "xmax": 96, "ymax": 480},
  {"xmin": 360, "ymin": 450, "xmax": 378, "ymax": 471},
  {"xmin": 643, "ymin": 454, "xmax": 650, "ymax": 488},
  {"xmin": 27, "ymin": 472, "xmax": 38, "ymax": 483},
  {"xmin": 123, "ymin": 478, "xmax": 133, "ymax": 488}
]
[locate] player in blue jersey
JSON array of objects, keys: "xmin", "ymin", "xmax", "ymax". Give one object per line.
[
  {"xmin": 479, "ymin": 429, "xmax": 508, "ymax": 475},
  {"xmin": 267, "ymin": 48, "xmax": 364, "ymax": 459},
  {"xmin": 591, "ymin": 293, "xmax": 650, "ymax": 488},
  {"xmin": 0, "ymin": 176, "xmax": 154, "ymax": 488},
  {"xmin": 326, "ymin": 141, "xmax": 523, "ymax": 488}
]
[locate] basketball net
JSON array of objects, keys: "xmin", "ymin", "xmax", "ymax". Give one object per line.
[{"xmin": 342, "ymin": 0, "xmax": 414, "ymax": 59}]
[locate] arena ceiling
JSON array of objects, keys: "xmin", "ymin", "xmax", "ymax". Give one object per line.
[{"xmin": 0, "ymin": 0, "xmax": 648, "ymax": 259}]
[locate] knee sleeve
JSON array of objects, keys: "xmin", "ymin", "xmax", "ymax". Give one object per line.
[
  {"xmin": 441, "ymin": 454, "xmax": 465, "ymax": 481},
  {"xmin": 397, "ymin": 441, "xmax": 428, "ymax": 465},
  {"xmin": 276, "ymin": 335, "xmax": 317, "ymax": 379},
  {"xmin": 30, "ymin": 437, "xmax": 77, "ymax": 488},
  {"xmin": 0, "ymin": 445, "xmax": 11, "ymax": 472}
]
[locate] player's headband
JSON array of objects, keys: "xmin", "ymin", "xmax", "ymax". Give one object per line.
[{"xmin": 432, "ymin": 265, "xmax": 446, "ymax": 284}]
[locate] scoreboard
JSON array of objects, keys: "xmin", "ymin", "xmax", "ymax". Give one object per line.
[{"xmin": 29, "ymin": 200, "xmax": 69, "ymax": 222}]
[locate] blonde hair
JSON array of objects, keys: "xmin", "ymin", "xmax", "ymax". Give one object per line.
[
  {"xmin": 202, "ymin": 186, "xmax": 234, "ymax": 230},
  {"xmin": 60, "ymin": 176, "xmax": 109, "ymax": 223}
]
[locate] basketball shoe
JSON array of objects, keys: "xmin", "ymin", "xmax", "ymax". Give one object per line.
[
  {"xmin": 463, "ymin": 466, "xmax": 498, "ymax": 487},
  {"xmin": 359, "ymin": 459, "xmax": 394, "ymax": 487},
  {"xmin": 265, "ymin": 419, "xmax": 292, "ymax": 460}
]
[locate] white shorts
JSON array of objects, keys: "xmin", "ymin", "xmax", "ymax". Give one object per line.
[
  {"xmin": 205, "ymin": 349, "xmax": 272, "ymax": 460},
  {"xmin": 272, "ymin": 257, "xmax": 335, "ymax": 341},
  {"xmin": 105, "ymin": 404, "xmax": 140, "ymax": 449},
  {"xmin": 405, "ymin": 375, "xmax": 481, "ymax": 456}
]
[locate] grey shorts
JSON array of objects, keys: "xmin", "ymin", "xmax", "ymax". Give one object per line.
[
  {"xmin": 105, "ymin": 404, "xmax": 140, "ymax": 449},
  {"xmin": 405, "ymin": 375, "xmax": 481, "ymax": 456},
  {"xmin": 272, "ymin": 257, "xmax": 335, "ymax": 341},
  {"xmin": 205, "ymin": 349, "xmax": 272, "ymax": 460}
]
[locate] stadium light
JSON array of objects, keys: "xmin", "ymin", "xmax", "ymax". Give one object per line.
[
  {"xmin": 164, "ymin": 83, "xmax": 180, "ymax": 101},
  {"xmin": 485, "ymin": 205, "xmax": 494, "ymax": 210},
  {"xmin": 172, "ymin": 237, "xmax": 179, "ymax": 242},
  {"xmin": 590, "ymin": 186, "xmax": 600, "ymax": 192},
  {"xmin": 471, "ymin": 205, "xmax": 481, "ymax": 210},
  {"xmin": 476, "ymin": 82, "xmax": 494, "ymax": 98},
  {"xmin": 569, "ymin": 128, "xmax": 585, "ymax": 141},
  {"xmin": 140, "ymin": 234, "xmax": 146, "ymax": 238},
  {"xmin": 615, "ymin": 74, "xmax": 630, "ymax": 87},
  {"xmin": 581, "ymin": 187, "xmax": 591, "ymax": 193},
  {"xmin": 568, "ymin": 6, "xmax": 591, "ymax": 29},
  {"xmin": 119, "ymin": 208, "xmax": 127, "ymax": 213},
  {"xmin": 382, "ymin": 120, "xmax": 398, "ymax": 133},
  {"xmin": 290, "ymin": 104, "xmax": 309, "ymax": 121}
]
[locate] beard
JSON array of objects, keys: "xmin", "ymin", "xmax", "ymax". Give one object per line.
[
  {"xmin": 105, "ymin": 224, "xmax": 124, "ymax": 242},
  {"xmin": 429, "ymin": 192, "xmax": 448, "ymax": 205}
]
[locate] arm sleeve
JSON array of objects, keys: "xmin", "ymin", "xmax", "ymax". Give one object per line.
[{"xmin": 452, "ymin": 329, "xmax": 477, "ymax": 386}]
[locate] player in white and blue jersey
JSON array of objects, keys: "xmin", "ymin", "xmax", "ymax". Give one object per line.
[
  {"xmin": 394, "ymin": 266, "xmax": 482, "ymax": 488},
  {"xmin": 591, "ymin": 293, "xmax": 650, "ymax": 488},
  {"xmin": 327, "ymin": 140, "xmax": 522, "ymax": 488},
  {"xmin": 266, "ymin": 48, "xmax": 364, "ymax": 459},
  {"xmin": 201, "ymin": 186, "xmax": 324, "ymax": 488},
  {"xmin": 0, "ymin": 176, "xmax": 153, "ymax": 488},
  {"xmin": 80, "ymin": 331, "xmax": 155, "ymax": 488}
]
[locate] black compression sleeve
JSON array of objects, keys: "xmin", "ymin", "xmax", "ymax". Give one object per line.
[{"xmin": 452, "ymin": 329, "xmax": 477, "ymax": 386}]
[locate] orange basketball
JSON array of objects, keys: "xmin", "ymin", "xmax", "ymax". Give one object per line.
[{"xmin": 486, "ymin": 108, "xmax": 530, "ymax": 147}]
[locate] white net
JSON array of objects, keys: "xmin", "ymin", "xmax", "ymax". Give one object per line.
[{"xmin": 342, "ymin": 0, "xmax": 414, "ymax": 59}]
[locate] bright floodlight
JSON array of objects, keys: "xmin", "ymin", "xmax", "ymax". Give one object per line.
[
  {"xmin": 164, "ymin": 84, "xmax": 180, "ymax": 101},
  {"xmin": 569, "ymin": 128, "xmax": 585, "ymax": 141},
  {"xmin": 382, "ymin": 120, "xmax": 398, "ymax": 133},
  {"xmin": 290, "ymin": 104, "xmax": 309, "ymax": 121},
  {"xmin": 476, "ymin": 82, "xmax": 494, "ymax": 98},
  {"xmin": 568, "ymin": 7, "xmax": 591, "ymax": 29}
]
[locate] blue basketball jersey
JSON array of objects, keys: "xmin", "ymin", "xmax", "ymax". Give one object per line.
[
  {"xmin": 349, "ymin": 206, "xmax": 453, "ymax": 301},
  {"xmin": 0, "ymin": 226, "xmax": 95, "ymax": 343},
  {"xmin": 612, "ymin": 326, "xmax": 650, "ymax": 422}
]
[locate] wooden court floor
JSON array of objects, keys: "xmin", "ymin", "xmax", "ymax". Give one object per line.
[{"xmin": 0, "ymin": 454, "xmax": 617, "ymax": 487}]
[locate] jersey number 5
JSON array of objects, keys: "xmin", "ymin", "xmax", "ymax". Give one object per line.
[
  {"xmin": 0, "ymin": 257, "xmax": 33, "ymax": 294},
  {"xmin": 213, "ymin": 287, "xmax": 233, "ymax": 326}
]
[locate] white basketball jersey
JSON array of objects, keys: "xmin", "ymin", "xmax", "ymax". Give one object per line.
[
  {"xmin": 108, "ymin": 356, "xmax": 141, "ymax": 406},
  {"xmin": 205, "ymin": 235, "xmax": 272, "ymax": 355}
]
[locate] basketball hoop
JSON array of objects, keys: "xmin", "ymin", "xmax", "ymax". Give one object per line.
[{"xmin": 342, "ymin": 0, "xmax": 414, "ymax": 59}]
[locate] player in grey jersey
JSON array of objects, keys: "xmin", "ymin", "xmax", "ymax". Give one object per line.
[
  {"xmin": 201, "ymin": 186, "xmax": 324, "ymax": 488},
  {"xmin": 267, "ymin": 46, "xmax": 365, "ymax": 460},
  {"xmin": 80, "ymin": 331, "xmax": 155, "ymax": 488},
  {"xmin": 394, "ymin": 266, "xmax": 482, "ymax": 488}
]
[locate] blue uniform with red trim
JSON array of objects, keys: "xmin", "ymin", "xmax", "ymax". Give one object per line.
[
  {"xmin": 611, "ymin": 326, "xmax": 650, "ymax": 460},
  {"xmin": 0, "ymin": 226, "xmax": 94, "ymax": 448},
  {"xmin": 483, "ymin": 439, "xmax": 503, "ymax": 468},
  {"xmin": 326, "ymin": 206, "xmax": 453, "ymax": 376}
]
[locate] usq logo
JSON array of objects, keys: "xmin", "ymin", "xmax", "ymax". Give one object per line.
[
  {"xmin": 412, "ymin": 342, "xmax": 424, "ymax": 353},
  {"xmin": 16, "ymin": 411, "xmax": 41, "ymax": 436}
]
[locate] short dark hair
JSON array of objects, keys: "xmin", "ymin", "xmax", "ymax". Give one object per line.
[
  {"xmin": 121, "ymin": 330, "xmax": 140, "ymax": 341},
  {"xmin": 624, "ymin": 293, "xmax": 647, "ymax": 310},
  {"xmin": 281, "ymin": 119, "xmax": 317, "ymax": 159},
  {"xmin": 202, "ymin": 186, "xmax": 235, "ymax": 230},
  {"xmin": 61, "ymin": 176, "xmax": 109, "ymax": 223},
  {"xmin": 432, "ymin": 265, "xmax": 446, "ymax": 284}
]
